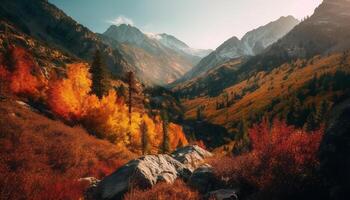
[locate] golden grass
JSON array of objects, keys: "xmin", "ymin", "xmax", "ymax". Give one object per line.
[{"xmin": 182, "ymin": 53, "xmax": 350, "ymax": 129}]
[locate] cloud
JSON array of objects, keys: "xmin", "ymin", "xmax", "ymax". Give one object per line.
[{"xmin": 107, "ymin": 15, "xmax": 134, "ymax": 26}]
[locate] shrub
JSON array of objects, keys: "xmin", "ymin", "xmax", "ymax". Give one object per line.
[
  {"xmin": 210, "ymin": 119, "xmax": 323, "ymax": 199},
  {"xmin": 0, "ymin": 46, "xmax": 47, "ymax": 98},
  {"xmin": 124, "ymin": 180, "xmax": 200, "ymax": 200}
]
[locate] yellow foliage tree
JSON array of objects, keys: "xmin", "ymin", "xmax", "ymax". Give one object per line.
[
  {"xmin": 47, "ymin": 62, "xmax": 188, "ymax": 152},
  {"xmin": 48, "ymin": 63, "xmax": 91, "ymax": 120}
]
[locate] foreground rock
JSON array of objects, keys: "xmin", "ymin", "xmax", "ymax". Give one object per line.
[
  {"xmin": 94, "ymin": 154, "xmax": 191, "ymax": 200},
  {"xmin": 79, "ymin": 177, "xmax": 100, "ymax": 200},
  {"xmin": 94, "ymin": 145, "xmax": 212, "ymax": 200},
  {"xmin": 319, "ymin": 99, "xmax": 350, "ymax": 200},
  {"xmin": 171, "ymin": 145, "xmax": 213, "ymax": 169},
  {"xmin": 208, "ymin": 189, "xmax": 238, "ymax": 200},
  {"xmin": 189, "ymin": 164, "xmax": 216, "ymax": 193}
]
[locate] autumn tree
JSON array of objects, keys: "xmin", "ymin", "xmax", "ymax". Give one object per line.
[
  {"xmin": 48, "ymin": 63, "xmax": 91, "ymax": 121},
  {"xmin": 140, "ymin": 119, "xmax": 151, "ymax": 155},
  {"xmin": 0, "ymin": 46, "xmax": 46, "ymax": 98},
  {"xmin": 127, "ymin": 71, "xmax": 136, "ymax": 125},
  {"xmin": 232, "ymin": 118, "xmax": 251, "ymax": 155},
  {"xmin": 160, "ymin": 110, "xmax": 170, "ymax": 153},
  {"xmin": 90, "ymin": 49, "xmax": 110, "ymax": 99}
]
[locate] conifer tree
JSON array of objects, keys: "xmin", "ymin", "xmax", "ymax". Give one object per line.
[
  {"xmin": 160, "ymin": 110, "xmax": 170, "ymax": 153},
  {"xmin": 233, "ymin": 118, "xmax": 250, "ymax": 155},
  {"xmin": 90, "ymin": 50, "xmax": 109, "ymax": 98},
  {"xmin": 140, "ymin": 120, "xmax": 151, "ymax": 155},
  {"xmin": 127, "ymin": 71, "xmax": 136, "ymax": 125}
]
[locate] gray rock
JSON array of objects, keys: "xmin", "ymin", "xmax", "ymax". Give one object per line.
[
  {"xmin": 95, "ymin": 154, "xmax": 191, "ymax": 200},
  {"xmin": 79, "ymin": 177, "xmax": 100, "ymax": 200},
  {"xmin": 171, "ymin": 145, "xmax": 213, "ymax": 169},
  {"xmin": 189, "ymin": 164, "xmax": 216, "ymax": 193},
  {"xmin": 208, "ymin": 189, "xmax": 238, "ymax": 200}
]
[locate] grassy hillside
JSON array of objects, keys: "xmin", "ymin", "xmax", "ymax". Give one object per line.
[
  {"xmin": 0, "ymin": 97, "xmax": 135, "ymax": 199},
  {"xmin": 182, "ymin": 52, "xmax": 350, "ymax": 132}
]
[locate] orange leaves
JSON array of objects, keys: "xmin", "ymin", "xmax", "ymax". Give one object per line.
[
  {"xmin": 0, "ymin": 46, "xmax": 47, "ymax": 98},
  {"xmin": 1, "ymin": 46, "xmax": 188, "ymax": 154},
  {"xmin": 48, "ymin": 63, "xmax": 92, "ymax": 120}
]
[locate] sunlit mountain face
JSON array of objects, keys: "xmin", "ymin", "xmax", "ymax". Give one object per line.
[{"xmin": 1, "ymin": 1, "xmax": 350, "ymax": 200}]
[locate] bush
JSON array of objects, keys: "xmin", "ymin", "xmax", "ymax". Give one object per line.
[
  {"xmin": 210, "ymin": 119, "xmax": 323, "ymax": 199},
  {"xmin": 124, "ymin": 180, "xmax": 200, "ymax": 200}
]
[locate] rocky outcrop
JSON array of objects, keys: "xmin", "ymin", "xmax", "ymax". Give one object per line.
[
  {"xmin": 188, "ymin": 164, "xmax": 216, "ymax": 193},
  {"xmin": 94, "ymin": 145, "xmax": 212, "ymax": 200},
  {"xmin": 208, "ymin": 189, "xmax": 238, "ymax": 200},
  {"xmin": 319, "ymin": 99, "xmax": 350, "ymax": 200},
  {"xmin": 171, "ymin": 145, "xmax": 213, "ymax": 170},
  {"xmin": 94, "ymin": 154, "xmax": 191, "ymax": 200},
  {"xmin": 79, "ymin": 177, "xmax": 100, "ymax": 200}
]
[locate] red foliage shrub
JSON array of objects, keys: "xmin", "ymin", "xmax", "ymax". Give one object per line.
[
  {"xmin": 124, "ymin": 180, "xmax": 200, "ymax": 200},
  {"xmin": 210, "ymin": 119, "xmax": 323, "ymax": 198},
  {"xmin": 0, "ymin": 46, "xmax": 47, "ymax": 98}
]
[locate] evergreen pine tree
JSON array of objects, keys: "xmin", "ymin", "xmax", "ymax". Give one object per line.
[
  {"xmin": 233, "ymin": 118, "xmax": 250, "ymax": 155},
  {"xmin": 90, "ymin": 50, "xmax": 109, "ymax": 98},
  {"xmin": 127, "ymin": 71, "xmax": 136, "ymax": 125},
  {"xmin": 160, "ymin": 110, "xmax": 170, "ymax": 153},
  {"xmin": 140, "ymin": 120, "xmax": 151, "ymax": 155}
]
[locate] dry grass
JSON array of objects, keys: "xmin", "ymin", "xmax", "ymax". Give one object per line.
[
  {"xmin": 124, "ymin": 180, "xmax": 200, "ymax": 200},
  {"xmin": 182, "ymin": 53, "xmax": 350, "ymax": 130},
  {"xmin": 0, "ymin": 98, "xmax": 136, "ymax": 200}
]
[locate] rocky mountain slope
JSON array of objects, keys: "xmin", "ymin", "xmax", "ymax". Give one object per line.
[
  {"xmin": 153, "ymin": 33, "xmax": 212, "ymax": 58},
  {"xmin": 175, "ymin": 0, "xmax": 350, "ymax": 132},
  {"xmin": 174, "ymin": 0, "xmax": 350, "ymax": 99},
  {"xmin": 102, "ymin": 24, "xmax": 210, "ymax": 85},
  {"xmin": 177, "ymin": 16, "xmax": 299, "ymax": 83},
  {"xmin": 0, "ymin": 0, "xmax": 133, "ymax": 77}
]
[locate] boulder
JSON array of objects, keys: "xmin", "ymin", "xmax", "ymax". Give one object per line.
[
  {"xmin": 94, "ymin": 154, "xmax": 192, "ymax": 200},
  {"xmin": 171, "ymin": 145, "xmax": 213, "ymax": 169},
  {"xmin": 79, "ymin": 177, "xmax": 100, "ymax": 200},
  {"xmin": 319, "ymin": 99, "xmax": 350, "ymax": 200},
  {"xmin": 189, "ymin": 164, "xmax": 216, "ymax": 193},
  {"xmin": 208, "ymin": 189, "xmax": 238, "ymax": 200}
]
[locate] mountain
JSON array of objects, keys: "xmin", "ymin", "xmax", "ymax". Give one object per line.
[
  {"xmin": 178, "ymin": 16, "xmax": 299, "ymax": 83},
  {"xmin": 0, "ymin": 0, "xmax": 132, "ymax": 77},
  {"xmin": 175, "ymin": 0, "xmax": 350, "ymax": 98},
  {"xmin": 176, "ymin": 0, "xmax": 350, "ymax": 130},
  {"xmin": 150, "ymin": 33, "xmax": 212, "ymax": 58},
  {"xmin": 102, "ymin": 24, "xmax": 210, "ymax": 85},
  {"xmin": 238, "ymin": 0, "xmax": 350, "ymax": 76}
]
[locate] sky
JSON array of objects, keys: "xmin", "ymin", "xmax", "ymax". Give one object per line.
[{"xmin": 49, "ymin": 0, "xmax": 323, "ymax": 50}]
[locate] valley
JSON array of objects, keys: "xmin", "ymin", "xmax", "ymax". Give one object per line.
[{"xmin": 1, "ymin": 0, "xmax": 350, "ymax": 200}]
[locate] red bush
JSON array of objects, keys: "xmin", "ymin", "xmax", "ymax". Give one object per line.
[
  {"xmin": 210, "ymin": 119, "xmax": 323, "ymax": 197},
  {"xmin": 124, "ymin": 180, "xmax": 200, "ymax": 200},
  {"xmin": 0, "ymin": 46, "xmax": 47, "ymax": 98}
]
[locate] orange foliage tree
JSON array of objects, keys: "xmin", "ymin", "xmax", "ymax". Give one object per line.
[
  {"xmin": 47, "ymin": 63, "xmax": 188, "ymax": 152},
  {"xmin": 48, "ymin": 63, "xmax": 92, "ymax": 120},
  {"xmin": 0, "ymin": 46, "xmax": 46, "ymax": 98}
]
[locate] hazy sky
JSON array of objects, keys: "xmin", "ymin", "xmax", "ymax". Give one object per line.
[{"xmin": 49, "ymin": 0, "xmax": 323, "ymax": 50}]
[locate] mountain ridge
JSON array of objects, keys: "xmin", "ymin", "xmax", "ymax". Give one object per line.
[
  {"xmin": 175, "ymin": 15, "xmax": 299, "ymax": 85},
  {"xmin": 102, "ymin": 24, "xmax": 210, "ymax": 85}
]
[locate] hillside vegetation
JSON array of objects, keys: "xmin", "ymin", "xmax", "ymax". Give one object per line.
[{"xmin": 182, "ymin": 52, "xmax": 350, "ymax": 133}]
